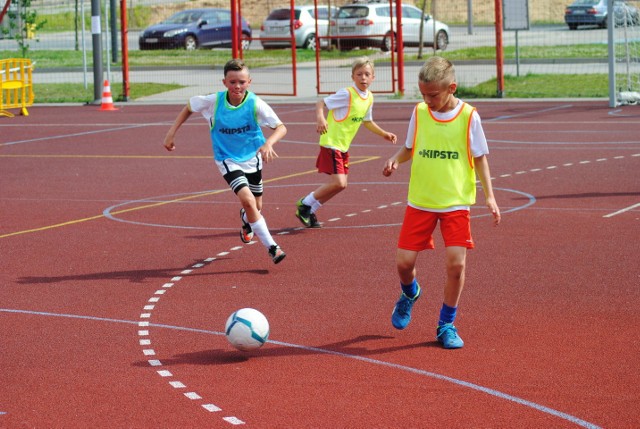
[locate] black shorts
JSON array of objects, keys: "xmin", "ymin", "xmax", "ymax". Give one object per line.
[{"xmin": 223, "ymin": 169, "xmax": 263, "ymax": 196}]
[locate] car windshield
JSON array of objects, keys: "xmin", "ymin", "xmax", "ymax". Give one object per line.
[
  {"xmin": 338, "ymin": 6, "xmax": 369, "ymax": 19},
  {"xmin": 570, "ymin": 0, "xmax": 599, "ymax": 5},
  {"xmin": 165, "ymin": 10, "xmax": 204, "ymax": 24},
  {"xmin": 266, "ymin": 9, "xmax": 302, "ymax": 20}
]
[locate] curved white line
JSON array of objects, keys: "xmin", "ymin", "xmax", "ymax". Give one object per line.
[
  {"xmin": 102, "ymin": 187, "xmax": 535, "ymax": 230},
  {"xmin": 0, "ymin": 308, "xmax": 601, "ymax": 429}
]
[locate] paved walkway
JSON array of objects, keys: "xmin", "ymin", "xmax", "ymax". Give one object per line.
[{"xmin": 33, "ymin": 58, "xmax": 619, "ymax": 105}]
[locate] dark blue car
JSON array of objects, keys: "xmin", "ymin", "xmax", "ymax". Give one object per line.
[
  {"xmin": 139, "ymin": 8, "xmax": 252, "ymax": 50},
  {"xmin": 564, "ymin": 0, "xmax": 639, "ymax": 30}
]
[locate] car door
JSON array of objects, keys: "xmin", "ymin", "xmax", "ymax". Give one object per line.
[
  {"xmin": 401, "ymin": 5, "xmax": 422, "ymax": 44},
  {"xmin": 315, "ymin": 6, "xmax": 329, "ymax": 37},
  {"xmin": 210, "ymin": 10, "xmax": 233, "ymax": 47},
  {"xmin": 196, "ymin": 10, "xmax": 219, "ymax": 47}
]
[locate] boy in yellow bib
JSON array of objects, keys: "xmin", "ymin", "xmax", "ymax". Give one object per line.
[
  {"xmin": 295, "ymin": 57, "xmax": 397, "ymax": 228},
  {"xmin": 383, "ymin": 56, "xmax": 501, "ymax": 349}
]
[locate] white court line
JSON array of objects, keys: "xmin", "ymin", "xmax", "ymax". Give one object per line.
[
  {"xmin": 603, "ymin": 203, "xmax": 640, "ymax": 218},
  {"xmin": 0, "ymin": 308, "xmax": 602, "ymax": 429}
]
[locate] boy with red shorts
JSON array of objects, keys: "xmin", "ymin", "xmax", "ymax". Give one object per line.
[
  {"xmin": 295, "ymin": 57, "xmax": 397, "ymax": 228},
  {"xmin": 382, "ymin": 56, "xmax": 501, "ymax": 349}
]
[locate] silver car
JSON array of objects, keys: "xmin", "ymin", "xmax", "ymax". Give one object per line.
[
  {"xmin": 333, "ymin": 2, "xmax": 449, "ymax": 52},
  {"xmin": 260, "ymin": 5, "xmax": 337, "ymax": 50}
]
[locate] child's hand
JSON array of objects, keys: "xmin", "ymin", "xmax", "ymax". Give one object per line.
[
  {"xmin": 259, "ymin": 143, "xmax": 278, "ymax": 163},
  {"xmin": 382, "ymin": 159, "xmax": 398, "ymax": 177},
  {"xmin": 316, "ymin": 118, "xmax": 328, "ymax": 134},
  {"xmin": 486, "ymin": 197, "xmax": 501, "ymax": 226},
  {"xmin": 385, "ymin": 132, "xmax": 397, "ymax": 144},
  {"xmin": 164, "ymin": 136, "xmax": 176, "ymax": 151}
]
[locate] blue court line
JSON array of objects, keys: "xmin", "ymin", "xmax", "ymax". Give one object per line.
[{"xmin": 0, "ymin": 308, "xmax": 601, "ymax": 429}]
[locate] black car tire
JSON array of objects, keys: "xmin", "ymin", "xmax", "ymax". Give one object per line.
[
  {"xmin": 435, "ymin": 30, "xmax": 448, "ymax": 51},
  {"xmin": 381, "ymin": 32, "xmax": 395, "ymax": 52},
  {"xmin": 185, "ymin": 35, "xmax": 198, "ymax": 50},
  {"xmin": 304, "ymin": 34, "xmax": 316, "ymax": 50},
  {"xmin": 241, "ymin": 33, "xmax": 251, "ymax": 50}
]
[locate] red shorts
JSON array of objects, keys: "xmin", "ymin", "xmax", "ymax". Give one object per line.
[
  {"xmin": 398, "ymin": 207, "xmax": 474, "ymax": 251},
  {"xmin": 316, "ymin": 146, "xmax": 349, "ymax": 175}
]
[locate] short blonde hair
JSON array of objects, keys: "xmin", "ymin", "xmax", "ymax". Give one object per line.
[
  {"xmin": 352, "ymin": 56, "xmax": 374, "ymax": 74},
  {"xmin": 418, "ymin": 56, "xmax": 455, "ymax": 85}
]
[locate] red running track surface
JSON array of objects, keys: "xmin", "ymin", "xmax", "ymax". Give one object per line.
[{"xmin": 1, "ymin": 101, "xmax": 639, "ymax": 428}]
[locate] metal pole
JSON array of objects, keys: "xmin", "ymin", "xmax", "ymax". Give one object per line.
[
  {"xmin": 110, "ymin": 0, "xmax": 118, "ymax": 62},
  {"xmin": 515, "ymin": 30, "xmax": 520, "ymax": 77},
  {"xmin": 91, "ymin": 0, "xmax": 103, "ymax": 104},
  {"xmin": 81, "ymin": 0, "xmax": 87, "ymax": 89},
  {"xmin": 120, "ymin": 0, "xmax": 130, "ymax": 100},
  {"xmin": 607, "ymin": 0, "xmax": 616, "ymax": 107},
  {"xmin": 467, "ymin": 0, "xmax": 473, "ymax": 35},
  {"xmin": 396, "ymin": 0, "xmax": 404, "ymax": 95},
  {"xmin": 494, "ymin": 0, "xmax": 504, "ymax": 98},
  {"xmin": 103, "ymin": 0, "xmax": 111, "ymax": 83},
  {"xmin": 231, "ymin": 0, "xmax": 238, "ymax": 58}
]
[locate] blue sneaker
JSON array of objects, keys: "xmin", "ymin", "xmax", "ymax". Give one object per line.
[
  {"xmin": 391, "ymin": 284, "xmax": 421, "ymax": 330},
  {"xmin": 436, "ymin": 323, "xmax": 464, "ymax": 349}
]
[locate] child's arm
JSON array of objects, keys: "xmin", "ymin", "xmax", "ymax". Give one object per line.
[
  {"xmin": 316, "ymin": 99, "xmax": 328, "ymax": 134},
  {"xmin": 474, "ymin": 155, "xmax": 501, "ymax": 226},
  {"xmin": 260, "ymin": 123, "xmax": 287, "ymax": 163},
  {"xmin": 363, "ymin": 120, "xmax": 397, "ymax": 144},
  {"xmin": 383, "ymin": 145, "xmax": 412, "ymax": 177},
  {"xmin": 163, "ymin": 106, "xmax": 192, "ymax": 151}
]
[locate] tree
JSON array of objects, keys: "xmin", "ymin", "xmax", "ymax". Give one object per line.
[
  {"xmin": 1, "ymin": 0, "xmax": 47, "ymax": 57},
  {"xmin": 417, "ymin": 0, "xmax": 429, "ymax": 59}
]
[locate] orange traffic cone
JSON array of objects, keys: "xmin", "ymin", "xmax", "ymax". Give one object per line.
[{"xmin": 99, "ymin": 80, "xmax": 118, "ymax": 111}]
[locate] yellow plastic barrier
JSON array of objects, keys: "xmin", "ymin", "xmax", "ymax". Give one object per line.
[{"xmin": 0, "ymin": 58, "xmax": 35, "ymax": 118}]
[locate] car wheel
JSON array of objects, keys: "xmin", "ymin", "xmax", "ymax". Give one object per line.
[
  {"xmin": 240, "ymin": 33, "xmax": 251, "ymax": 50},
  {"xmin": 381, "ymin": 32, "xmax": 395, "ymax": 52},
  {"xmin": 184, "ymin": 35, "xmax": 197, "ymax": 50},
  {"xmin": 304, "ymin": 33, "xmax": 316, "ymax": 50},
  {"xmin": 435, "ymin": 30, "xmax": 448, "ymax": 51},
  {"xmin": 568, "ymin": 24, "xmax": 577, "ymax": 30},
  {"xmin": 338, "ymin": 40, "xmax": 355, "ymax": 51}
]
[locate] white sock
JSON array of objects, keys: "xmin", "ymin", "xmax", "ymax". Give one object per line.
[
  {"xmin": 250, "ymin": 216, "xmax": 277, "ymax": 249},
  {"xmin": 311, "ymin": 200, "xmax": 322, "ymax": 214},
  {"xmin": 302, "ymin": 192, "xmax": 317, "ymax": 207}
]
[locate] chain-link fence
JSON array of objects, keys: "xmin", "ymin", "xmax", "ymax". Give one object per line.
[{"xmin": 0, "ymin": 0, "xmax": 638, "ymax": 104}]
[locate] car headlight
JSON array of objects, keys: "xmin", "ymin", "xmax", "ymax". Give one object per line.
[{"xmin": 163, "ymin": 28, "xmax": 188, "ymax": 37}]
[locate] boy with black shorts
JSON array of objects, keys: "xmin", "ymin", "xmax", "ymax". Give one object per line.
[{"xmin": 164, "ymin": 59, "xmax": 287, "ymax": 264}]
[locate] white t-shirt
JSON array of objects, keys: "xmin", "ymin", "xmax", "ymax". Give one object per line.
[
  {"xmin": 323, "ymin": 85, "xmax": 373, "ymax": 122},
  {"xmin": 404, "ymin": 99, "xmax": 488, "ymax": 158},
  {"xmin": 188, "ymin": 92, "xmax": 283, "ymax": 175}
]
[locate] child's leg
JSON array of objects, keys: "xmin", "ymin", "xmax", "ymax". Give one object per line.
[
  {"xmin": 237, "ymin": 188, "xmax": 277, "ymax": 249},
  {"xmin": 396, "ymin": 248, "xmax": 418, "ymax": 287},
  {"xmin": 305, "ymin": 173, "xmax": 348, "ymax": 210},
  {"xmin": 443, "ymin": 246, "xmax": 467, "ymax": 308},
  {"xmin": 436, "ymin": 246, "xmax": 467, "ymax": 349},
  {"xmin": 391, "ymin": 248, "xmax": 421, "ymax": 330}
]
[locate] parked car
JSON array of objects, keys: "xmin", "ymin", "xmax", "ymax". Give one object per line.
[
  {"xmin": 564, "ymin": 0, "xmax": 639, "ymax": 30},
  {"xmin": 613, "ymin": 0, "xmax": 640, "ymax": 26},
  {"xmin": 332, "ymin": 2, "xmax": 449, "ymax": 52},
  {"xmin": 139, "ymin": 8, "xmax": 252, "ymax": 51},
  {"xmin": 260, "ymin": 5, "xmax": 338, "ymax": 50}
]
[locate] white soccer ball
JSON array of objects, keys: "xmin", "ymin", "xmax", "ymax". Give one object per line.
[{"xmin": 225, "ymin": 308, "xmax": 270, "ymax": 351}]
